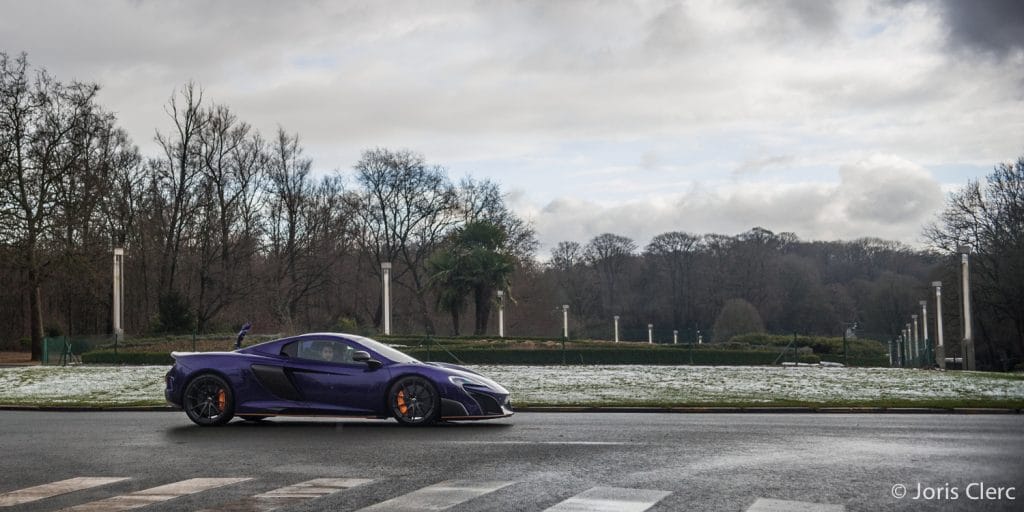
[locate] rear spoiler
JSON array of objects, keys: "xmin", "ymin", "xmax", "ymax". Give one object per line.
[{"xmin": 235, "ymin": 322, "xmax": 252, "ymax": 349}]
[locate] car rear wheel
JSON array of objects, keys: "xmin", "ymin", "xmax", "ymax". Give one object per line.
[
  {"xmin": 183, "ymin": 374, "xmax": 235, "ymax": 426},
  {"xmin": 389, "ymin": 376, "xmax": 439, "ymax": 426}
]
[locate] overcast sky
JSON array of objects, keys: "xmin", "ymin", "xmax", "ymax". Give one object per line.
[{"xmin": 3, "ymin": 0, "xmax": 1022, "ymax": 254}]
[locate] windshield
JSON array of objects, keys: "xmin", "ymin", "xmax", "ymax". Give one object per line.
[{"xmin": 347, "ymin": 335, "xmax": 419, "ymax": 364}]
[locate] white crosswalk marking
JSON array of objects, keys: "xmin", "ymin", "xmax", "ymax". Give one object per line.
[
  {"xmin": 544, "ymin": 486, "xmax": 672, "ymax": 512},
  {"xmin": 357, "ymin": 480, "xmax": 515, "ymax": 511},
  {"xmin": 202, "ymin": 478, "xmax": 372, "ymax": 512},
  {"xmin": 61, "ymin": 478, "xmax": 251, "ymax": 512},
  {"xmin": 0, "ymin": 478, "xmax": 129, "ymax": 507},
  {"xmin": 746, "ymin": 498, "xmax": 846, "ymax": 512}
]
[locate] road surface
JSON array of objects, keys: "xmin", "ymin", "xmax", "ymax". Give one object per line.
[{"xmin": 0, "ymin": 411, "xmax": 1020, "ymax": 511}]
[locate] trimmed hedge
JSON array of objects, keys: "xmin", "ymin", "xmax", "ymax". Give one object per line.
[
  {"xmin": 82, "ymin": 351, "xmax": 174, "ymax": 365},
  {"xmin": 80, "ymin": 347, "xmax": 822, "ymax": 366},
  {"xmin": 403, "ymin": 347, "xmax": 822, "ymax": 365}
]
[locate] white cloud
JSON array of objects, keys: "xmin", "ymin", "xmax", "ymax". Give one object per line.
[
  {"xmin": 0, "ymin": 0, "xmax": 1011, "ymax": 252},
  {"xmin": 523, "ymin": 156, "xmax": 945, "ymax": 255}
]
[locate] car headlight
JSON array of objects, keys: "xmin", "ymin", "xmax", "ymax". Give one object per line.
[{"xmin": 449, "ymin": 375, "xmax": 489, "ymax": 388}]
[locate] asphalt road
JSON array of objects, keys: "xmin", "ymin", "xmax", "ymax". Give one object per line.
[{"xmin": 0, "ymin": 411, "xmax": 1021, "ymax": 511}]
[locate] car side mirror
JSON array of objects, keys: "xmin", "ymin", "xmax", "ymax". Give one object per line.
[{"xmin": 352, "ymin": 350, "xmax": 382, "ymax": 370}]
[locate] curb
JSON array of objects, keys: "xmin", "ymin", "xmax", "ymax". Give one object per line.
[
  {"xmin": 2, "ymin": 405, "xmax": 1020, "ymax": 414},
  {"xmin": 514, "ymin": 406, "xmax": 1021, "ymax": 414},
  {"xmin": 0, "ymin": 405, "xmax": 176, "ymax": 412}
]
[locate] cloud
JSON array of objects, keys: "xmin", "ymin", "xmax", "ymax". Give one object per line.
[
  {"xmin": 733, "ymin": 155, "xmax": 796, "ymax": 176},
  {"xmin": 523, "ymin": 157, "xmax": 945, "ymax": 256},
  {"xmin": 935, "ymin": 0, "xmax": 1024, "ymax": 59},
  {"xmin": 838, "ymin": 155, "xmax": 943, "ymax": 224},
  {"xmin": 2, "ymin": 0, "xmax": 1020, "ymax": 172},
  {"xmin": 0, "ymin": 0, "xmax": 1006, "ymax": 254}
]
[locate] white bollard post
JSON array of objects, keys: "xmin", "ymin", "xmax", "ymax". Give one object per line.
[
  {"xmin": 562, "ymin": 305, "xmax": 569, "ymax": 339},
  {"xmin": 614, "ymin": 316, "xmax": 619, "ymax": 343},
  {"xmin": 648, "ymin": 324, "xmax": 653, "ymax": 344},
  {"xmin": 673, "ymin": 330, "xmax": 678, "ymax": 345}
]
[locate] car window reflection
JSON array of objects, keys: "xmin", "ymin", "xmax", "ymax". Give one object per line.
[{"xmin": 283, "ymin": 339, "xmax": 357, "ymax": 364}]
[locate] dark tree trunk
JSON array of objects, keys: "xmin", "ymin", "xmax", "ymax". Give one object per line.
[{"xmin": 474, "ymin": 286, "xmax": 492, "ymax": 335}]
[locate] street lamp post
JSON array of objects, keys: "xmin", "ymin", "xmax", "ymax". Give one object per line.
[
  {"xmin": 647, "ymin": 324, "xmax": 653, "ymax": 344},
  {"xmin": 958, "ymin": 247, "xmax": 975, "ymax": 370},
  {"xmin": 933, "ymin": 281, "xmax": 945, "ymax": 369},
  {"xmin": 920, "ymin": 300, "xmax": 929, "ymax": 367},
  {"xmin": 561, "ymin": 305, "xmax": 569, "ymax": 365},
  {"xmin": 113, "ymin": 248, "xmax": 125, "ymax": 354},
  {"xmin": 898, "ymin": 330, "xmax": 903, "ymax": 367},
  {"xmin": 902, "ymin": 332, "xmax": 909, "ymax": 367},
  {"xmin": 614, "ymin": 315, "xmax": 620, "ymax": 343},
  {"xmin": 912, "ymin": 314, "xmax": 919, "ymax": 366},
  {"xmin": 673, "ymin": 330, "xmax": 678, "ymax": 345},
  {"xmin": 497, "ymin": 290, "xmax": 505, "ymax": 338},
  {"xmin": 905, "ymin": 323, "xmax": 912, "ymax": 366},
  {"xmin": 381, "ymin": 262, "xmax": 392, "ymax": 335}
]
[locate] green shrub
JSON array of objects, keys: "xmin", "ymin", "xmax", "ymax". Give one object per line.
[
  {"xmin": 81, "ymin": 351, "xmax": 174, "ymax": 365},
  {"xmin": 156, "ymin": 291, "xmax": 194, "ymax": 334},
  {"xmin": 406, "ymin": 347, "xmax": 797, "ymax": 366}
]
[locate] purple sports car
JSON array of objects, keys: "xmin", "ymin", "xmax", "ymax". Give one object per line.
[{"xmin": 164, "ymin": 332, "xmax": 513, "ymax": 426}]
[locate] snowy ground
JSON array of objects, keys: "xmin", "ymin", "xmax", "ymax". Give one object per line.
[{"xmin": 1, "ymin": 365, "xmax": 1022, "ymax": 408}]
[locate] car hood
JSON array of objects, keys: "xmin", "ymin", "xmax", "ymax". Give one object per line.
[{"xmin": 425, "ymin": 362, "xmax": 509, "ymax": 395}]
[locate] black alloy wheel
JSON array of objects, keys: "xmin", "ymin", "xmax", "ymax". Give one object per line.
[
  {"xmin": 389, "ymin": 376, "xmax": 440, "ymax": 426},
  {"xmin": 183, "ymin": 374, "xmax": 235, "ymax": 426}
]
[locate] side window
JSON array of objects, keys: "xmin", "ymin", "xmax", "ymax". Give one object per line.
[
  {"xmin": 284, "ymin": 339, "xmax": 358, "ymax": 364},
  {"xmin": 281, "ymin": 342, "xmax": 298, "ymax": 358}
]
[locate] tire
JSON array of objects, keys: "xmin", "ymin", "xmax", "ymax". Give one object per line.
[
  {"xmin": 388, "ymin": 376, "xmax": 440, "ymax": 426},
  {"xmin": 183, "ymin": 374, "xmax": 235, "ymax": 426}
]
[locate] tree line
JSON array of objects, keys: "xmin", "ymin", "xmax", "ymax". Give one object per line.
[{"xmin": 2, "ymin": 54, "xmax": 1021, "ymax": 370}]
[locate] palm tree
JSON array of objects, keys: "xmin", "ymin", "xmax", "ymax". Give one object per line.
[
  {"xmin": 427, "ymin": 249, "xmax": 472, "ymax": 335},
  {"xmin": 428, "ymin": 221, "xmax": 516, "ymax": 335}
]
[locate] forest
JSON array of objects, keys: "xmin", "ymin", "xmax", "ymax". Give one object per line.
[{"xmin": 2, "ymin": 53, "xmax": 1022, "ymax": 369}]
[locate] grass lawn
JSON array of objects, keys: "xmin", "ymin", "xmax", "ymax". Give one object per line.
[{"xmin": 1, "ymin": 364, "xmax": 1022, "ymax": 409}]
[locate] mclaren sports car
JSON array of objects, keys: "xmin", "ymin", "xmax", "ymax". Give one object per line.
[{"xmin": 164, "ymin": 332, "xmax": 513, "ymax": 426}]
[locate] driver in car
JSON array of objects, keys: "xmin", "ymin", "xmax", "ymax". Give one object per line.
[{"xmin": 320, "ymin": 344, "xmax": 336, "ymax": 362}]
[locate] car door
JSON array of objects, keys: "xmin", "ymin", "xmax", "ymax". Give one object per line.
[{"xmin": 282, "ymin": 338, "xmax": 390, "ymax": 415}]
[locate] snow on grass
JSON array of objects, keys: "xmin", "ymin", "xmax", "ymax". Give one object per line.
[
  {"xmin": 1, "ymin": 365, "xmax": 1022, "ymax": 408},
  {"xmin": 474, "ymin": 365, "xmax": 1024, "ymax": 406},
  {"xmin": 0, "ymin": 366, "xmax": 167, "ymax": 407}
]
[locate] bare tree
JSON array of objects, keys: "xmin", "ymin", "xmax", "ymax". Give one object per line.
[
  {"xmin": 584, "ymin": 233, "xmax": 637, "ymax": 317},
  {"xmin": 0, "ymin": 53, "xmax": 101, "ymax": 358},
  {"xmin": 457, "ymin": 176, "xmax": 537, "ymax": 260},
  {"xmin": 193, "ymin": 104, "xmax": 265, "ymax": 330},
  {"xmin": 352, "ymin": 148, "xmax": 458, "ymax": 334},
  {"xmin": 645, "ymin": 231, "xmax": 701, "ymax": 329},
  {"xmin": 925, "ymin": 158, "xmax": 1024, "ymax": 367},
  {"xmin": 151, "ymin": 82, "xmax": 205, "ymax": 298}
]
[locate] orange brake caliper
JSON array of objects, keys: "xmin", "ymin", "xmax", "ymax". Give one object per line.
[
  {"xmin": 216, "ymin": 389, "xmax": 226, "ymax": 412},
  {"xmin": 397, "ymin": 390, "xmax": 408, "ymax": 415}
]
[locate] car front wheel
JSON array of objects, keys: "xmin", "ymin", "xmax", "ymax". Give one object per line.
[{"xmin": 389, "ymin": 376, "xmax": 440, "ymax": 426}]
